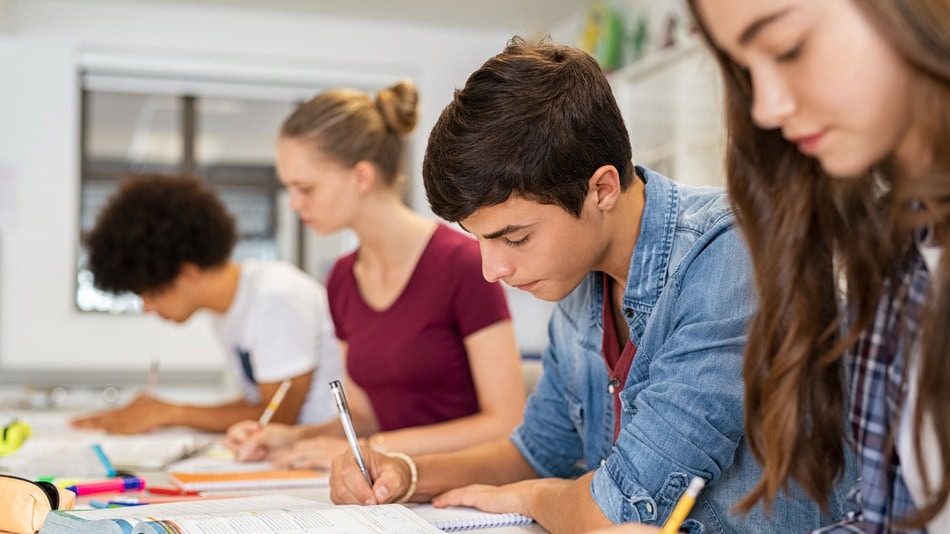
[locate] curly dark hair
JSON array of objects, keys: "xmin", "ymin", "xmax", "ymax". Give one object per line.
[{"xmin": 84, "ymin": 174, "xmax": 237, "ymax": 295}]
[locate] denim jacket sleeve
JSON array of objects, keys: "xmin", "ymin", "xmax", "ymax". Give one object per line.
[{"xmin": 590, "ymin": 223, "xmax": 755, "ymax": 525}]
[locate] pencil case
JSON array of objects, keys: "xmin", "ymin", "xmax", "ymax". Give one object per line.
[{"xmin": 0, "ymin": 474, "xmax": 75, "ymax": 534}]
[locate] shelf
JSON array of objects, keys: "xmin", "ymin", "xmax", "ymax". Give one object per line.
[
  {"xmin": 609, "ymin": 35, "xmax": 726, "ymax": 189},
  {"xmin": 606, "ymin": 39, "xmax": 702, "ymax": 84},
  {"xmin": 634, "ymin": 134, "xmax": 723, "ymax": 161}
]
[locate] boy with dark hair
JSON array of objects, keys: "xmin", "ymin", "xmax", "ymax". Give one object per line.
[
  {"xmin": 72, "ymin": 174, "xmax": 343, "ymax": 434},
  {"xmin": 328, "ymin": 38, "xmax": 853, "ymax": 532}
]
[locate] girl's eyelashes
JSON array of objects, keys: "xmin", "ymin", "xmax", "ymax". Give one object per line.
[{"xmin": 776, "ymin": 39, "xmax": 805, "ymax": 62}]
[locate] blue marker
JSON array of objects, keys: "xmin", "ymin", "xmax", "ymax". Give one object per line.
[
  {"xmin": 90, "ymin": 443, "xmax": 117, "ymax": 477},
  {"xmin": 89, "ymin": 499, "xmax": 145, "ymax": 508}
]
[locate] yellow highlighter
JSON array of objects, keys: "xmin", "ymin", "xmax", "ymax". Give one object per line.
[
  {"xmin": 0, "ymin": 420, "xmax": 31, "ymax": 456},
  {"xmin": 661, "ymin": 476, "xmax": 706, "ymax": 534}
]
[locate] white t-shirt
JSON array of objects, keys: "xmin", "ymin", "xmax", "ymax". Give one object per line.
[
  {"xmin": 897, "ymin": 237, "xmax": 946, "ymax": 530},
  {"xmin": 213, "ymin": 260, "xmax": 342, "ymax": 425}
]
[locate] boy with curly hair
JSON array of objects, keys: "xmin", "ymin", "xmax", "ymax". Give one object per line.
[{"xmin": 72, "ymin": 174, "xmax": 342, "ymax": 434}]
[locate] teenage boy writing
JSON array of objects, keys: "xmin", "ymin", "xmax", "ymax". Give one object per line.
[{"xmin": 327, "ymin": 39, "xmax": 854, "ymax": 533}]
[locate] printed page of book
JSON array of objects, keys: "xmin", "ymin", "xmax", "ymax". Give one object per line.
[
  {"xmin": 45, "ymin": 494, "xmax": 443, "ymax": 534},
  {"xmin": 134, "ymin": 504, "xmax": 444, "ymax": 534},
  {"xmin": 40, "ymin": 495, "xmax": 323, "ymax": 534},
  {"xmin": 52, "ymin": 494, "xmax": 327, "ymax": 522}
]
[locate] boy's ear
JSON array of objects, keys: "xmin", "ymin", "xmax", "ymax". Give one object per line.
[
  {"xmin": 178, "ymin": 262, "xmax": 202, "ymax": 282},
  {"xmin": 588, "ymin": 165, "xmax": 622, "ymax": 211}
]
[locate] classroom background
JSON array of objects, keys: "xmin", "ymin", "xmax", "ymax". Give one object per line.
[{"xmin": 0, "ymin": 0, "xmax": 722, "ymax": 406}]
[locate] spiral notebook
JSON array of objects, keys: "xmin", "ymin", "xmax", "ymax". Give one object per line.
[
  {"xmin": 169, "ymin": 469, "xmax": 328, "ymax": 491},
  {"xmin": 410, "ymin": 504, "xmax": 534, "ymax": 531}
]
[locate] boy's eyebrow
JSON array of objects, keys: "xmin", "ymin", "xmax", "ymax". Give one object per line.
[
  {"xmin": 739, "ymin": 7, "xmax": 792, "ymax": 45},
  {"xmin": 481, "ymin": 225, "xmax": 530, "ymax": 240}
]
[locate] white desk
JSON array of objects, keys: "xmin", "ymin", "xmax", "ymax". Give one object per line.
[{"xmin": 2, "ymin": 408, "xmax": 547, "ymax": 533}]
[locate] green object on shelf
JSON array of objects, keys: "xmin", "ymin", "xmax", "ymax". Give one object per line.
[
  {"xmin": 630, "ymin": 14, "xmax": 649, "ymax": 62},
  {"xmin": 580, "ymin": 2, "xmax": 624, "ymax": 70}
]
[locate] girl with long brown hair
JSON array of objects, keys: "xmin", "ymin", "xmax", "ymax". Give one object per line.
[
  {"xmin": 685, "ymin": 0, "xmax": 949, "ymax": 531},
  {"xmin": 592, "ymin": 1, "xmax": 948, "ymax": 532}
]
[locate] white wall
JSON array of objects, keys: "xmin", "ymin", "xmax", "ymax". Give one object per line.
[
  {"xmin": 550, "ymin": 1, "xmax": 727, "ymax": 188},
  {"xmin": 0, "ymin": 0, "xmax": 554, "ymax": 378}
]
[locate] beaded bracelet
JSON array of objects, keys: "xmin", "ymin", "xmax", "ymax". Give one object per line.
[{"xmin": 384, "ymin": 451, "xmax": 417, "ymax": 504}]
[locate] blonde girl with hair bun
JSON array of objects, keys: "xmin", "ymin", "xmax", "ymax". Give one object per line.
[{"xmin": 224, "ymin": 80, "xmax": 527, "ymax": 470}]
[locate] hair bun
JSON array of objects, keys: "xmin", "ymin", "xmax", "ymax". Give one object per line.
[{"xmin": 376, "ymin": 80, "xmax": 419, "ymax": 135}]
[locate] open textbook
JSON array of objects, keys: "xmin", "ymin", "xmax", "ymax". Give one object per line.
[
  {"xmin": 164, "ymin": 443, "xmax": 269, "ymax": 474},
  {"xmin": 40, "ymin": 494, "xmax": 535, "ymax": 533},
  {"xmin": 40, "ymin": 494, "xmax": 441, "ymax": 534},
  {"xmin": 0, "ymin": 431, "xmax": 216, "ymax": 477},
  {"xmin": 101, "ymin": 434, "xmax": 217, "ymax": 471},
  {"xmin": 0, "ymin": 409, "xmax": 218, "ymax": 473}
]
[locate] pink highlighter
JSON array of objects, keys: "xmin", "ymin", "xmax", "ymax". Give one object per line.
[{"xmin": 65, "ymin": 477, "xmax": 146, "ymax": 496}]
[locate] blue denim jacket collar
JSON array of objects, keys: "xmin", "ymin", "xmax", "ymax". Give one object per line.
[
  {"xmin": 586, "ymin": 166, "xmax": 676, "ymax": 340},
  {"xmin": 625, "ymin": 165, "xmax": 675, "ymax": 312}
]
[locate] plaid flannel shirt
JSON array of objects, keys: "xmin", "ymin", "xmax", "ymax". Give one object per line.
[{"xmin": 815, "ymin": 243, "xmax": 930, "ymax": 533}]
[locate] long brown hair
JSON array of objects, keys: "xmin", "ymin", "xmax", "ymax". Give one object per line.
[{"xmin": 689, "ymin": 0, "xmax": 950, "ymax": 525}]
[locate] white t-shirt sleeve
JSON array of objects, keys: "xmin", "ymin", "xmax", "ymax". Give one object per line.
[{"xmin": 242, "ymin": 293, "xmax": 325, "ymax": 384}]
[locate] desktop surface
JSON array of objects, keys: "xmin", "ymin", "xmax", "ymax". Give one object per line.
[{"xmin": 2, "ymin": 406, "xmax": 547, "ymax": 533}]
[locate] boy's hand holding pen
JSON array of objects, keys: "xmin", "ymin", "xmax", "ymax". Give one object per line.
[{"xmin": 258, "ymin": 379, "xmax": 292, "ymax": 428}]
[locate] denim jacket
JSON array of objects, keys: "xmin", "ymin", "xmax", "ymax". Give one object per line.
[{"xmin": 511, "ymin": 167, "xmax": 854, "ymax": 533}]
